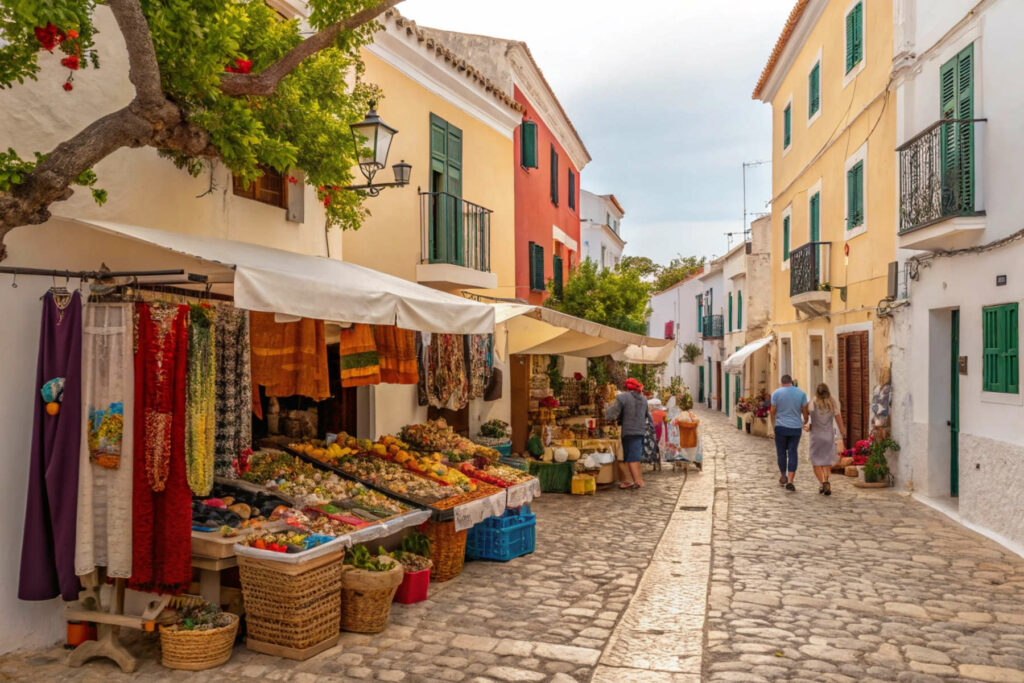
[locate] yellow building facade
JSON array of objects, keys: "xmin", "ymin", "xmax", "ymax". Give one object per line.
[
  {"xmin": 343, "ymin": 11, "xmax": 520, "ymax": 301},
  {"xmin": 754, "ymin": 0, "xmax": 896, "ymax": 447}
]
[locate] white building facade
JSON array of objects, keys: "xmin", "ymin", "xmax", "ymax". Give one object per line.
[
  {"xmin": 697, "ymin": 262, "xmax": 726, "ymax": 412},
  {"xmin": 648, "ymin": 269, "xmax": 706, "ymax": 401},
  {"xmin": 580, "ymin": 190, "xmax": 625, "ymax": 269},
  {"xmin": 889, "ymin": 0, "xmax": 1024, "ymax": 554}
]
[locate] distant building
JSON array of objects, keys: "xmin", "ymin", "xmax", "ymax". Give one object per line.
[
  {"xmin": 648, "ymin": 268, "xmax": 706, "ymax": 401},
  {"xmin": 580, "ymin": 190, "xmax": 625, "ymax": 270}
]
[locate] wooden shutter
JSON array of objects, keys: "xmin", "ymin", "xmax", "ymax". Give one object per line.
[
  {"xmin": 568, "ymin": 170, "xmax": 576, "ymax": 210},
  {"xmin": 697, "ymin": 295, "xmax": 703, "ymax": 332},
  {"xmin": 737, "ymin": 291, "xmax": 743, "ymax": 329},
  {"xmin": 783, "ymin": 105, "xmax": 791, "ymax": 147},
  {"xmin": 553, "ymin": 254, "xmax": 563, "ymax": 297},
  {"xmin": 983, "ymin": 306, "xmax": 1003, "ymax": 392},
  {"xmin": 847, "ymin": 161, "xmax": 863, "ymax": 228},
  {"xmin": 728, "ymin": 293, "xmax": 733, "ymax": 332},
  {"xmin": 783, "ymin": 215, "xmax": 790, "ymax": 260},
  {"xmin": 1007, "ymin": 304, "xmax": 1020, "ymax": 394},
  {"xmin": 809, "ymin": 193, "xmax": 820, "ymax": 242},
  {"xmin": 550, "ymin": 145, "xmax": 559, "ymax": 205},
  {"xmin": 521, "ymin": 121, "xmax": 538, "ymax": 168},
  {"xmin": 529, "ymin": 242, "xmax": 545, "ymax": 291},
  {"xmin": 838, "ymin": 332, "xmax": 869, "ymax": 446},
  {"xmin": 846, "ymin": 3, "xmax": 863, "ymax": 73},
  {"xmin": 809, "ymin": 63, "xmax": 820, "ymax": 117},
  {"xmin": 940, "ymin": 44, "xmax": 975, "ymax": 213}
]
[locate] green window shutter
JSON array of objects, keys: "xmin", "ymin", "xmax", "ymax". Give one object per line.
[
  {"xmin": 808, "ymin": 63, "xmax": 821, "ymax": 117},
  {"xmin": 697, "ymin": 295, "xmax": 703, "ymax": 332},
  {"xmin": 725, "ymin": 374, "xmax": 730, "ymax": 416},
  {"xmin": 846, "ymin": 3, "xmax": 863, "ymax": 73},
  {"xmin": 783, "ymin": 215, "xmax": 790, "ymax": 260},
  {"xmin": 550, "ymin": 145, "xmax": 559, "ymax": 205},
  {"xmin": 568, "ymin": 170, "xmax": 576, "ymax": 210},
  {"xmin": 847, "ymin": 160, "xmax": 864, "ymax": 228},
  {"xmin": 810, "ymin": 192, "xmax": 820, "ymax": 242},
  {"xmin": 553, "ymin": 254, "xmax": 563, "ymax": 297},
  {"xmin": 737, "ymin": 291, "xmax": 743, "ymax": 329},
  {"xmin": 521, "ymin": 121, "xmax": 538, "ymax": 168},
  {"xmin": 529, "ymin": 242, "xmax": 545, "ymax": 291},
  {"xmin": 783, "ymin": 104, "xmax": 792, "ymax": 147},
  {"xmin": 940, "ymin": 44, "xmax": 975, "ymax": 213},
  {"xmin": 728, "ymin": 293, "xmax": 733, "ymax": 332},
  {"xmin": 1008, "ymin": 304, "xmax": 1020, "ymax": 394},
  {"xmin": 984, "ymin": 305, "xmax": 1005, "ymax": 393}
]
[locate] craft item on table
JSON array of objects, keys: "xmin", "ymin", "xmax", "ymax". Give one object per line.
[
  {"xmin": 249, "ymin": 312, "xmax": 330, "ymax": 400},
  {"xmin": 373, "ymin": 326, "xmax": 417, "ymax": 384},
  {"xmin": 186, "ymin": 305, "xmax": 217, "ymax": 496},
  {"xmin": 427, "ymin": 334, "xmax": 468, "ymax": 410},
  {"xmin": 214, "ymin": 306, "xmax": 251, "ymax": 476},
  {"xmin": 338, "ymin": 323, "xmax": 381, "ymax": 387},
  {"xmin": 19, "ymin": 290, "xmax": 83, "ymax": 602},
  {"xmin": 466, "ymin": 334, "xmax": 491, "ymax": 400},
  {"xmin": 130, "ymin": 303, "xmax": 192, "ymax": 595},
  {"xmin": 75, "ymin": 303, "xmax": 134, "ymax": 580}
]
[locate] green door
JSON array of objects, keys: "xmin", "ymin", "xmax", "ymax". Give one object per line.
[
  {"xmin": 698, "ymin": 366, "xmax": 705, "ymax": 404},
  {"xmin": 725, "ymin": 374, "xmax": 730, "ymax": 416},
  {"xmin": 429, "ymin": 114, "xmax": 463, "ymax": 265},
  {"xmin": 951, "ymin": 309, "xmax": 960, "ymax": 497},
  {"xmin": 736, "ymin": 374, "xmax": 743, "ymax": 430}
]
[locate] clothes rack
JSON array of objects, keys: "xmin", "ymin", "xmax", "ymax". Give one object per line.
[{"xmin": 0, "ymin": 267, "xmax": 187, "ymax": 280}]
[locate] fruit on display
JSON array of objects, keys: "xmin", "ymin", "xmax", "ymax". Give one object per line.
[
  {"xmin": 431, "ymin": 482, "xmax": 504, "ymax": 510},
  {"xmin": 329, "ymin": 452, "xmax": 453, "ymax": 502},
  {"xmin": 242, "ymin": 531, "xmax": 331, "ymax": 553},
  {"xmin": 387, "ymin": 450, "xmax": 476, "ymax": 492},
  {"xmin": 459, "ymin": 462, "xmax": 533, "ymax": 488},
  {"xmin": 399, "ymin": 419, "xmax": 500, "ymax": 463}
]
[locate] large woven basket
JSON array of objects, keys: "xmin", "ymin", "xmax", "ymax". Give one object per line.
[
  {"xmin": 421, "ymin": 520, "xmax": 467, "ymax": 582},
  {"xmin": 339, "ymin": 557, "xmax": 404, "ymax": 633},
  {"xmin": 238, "ymin": 550, "xmax": 343, "ymax": 652},
  {"xmin": 159, "ymin": 612, "xmax": 239, "ymax": 671}
]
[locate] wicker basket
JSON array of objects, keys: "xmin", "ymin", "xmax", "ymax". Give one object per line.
[
  {"xmin": 159, "ymin": 612, "xmax": 239, "ymax": 671},
  {"xmin": 238, "ymin": 550, "xmax": 343, "ymax": 654},
  {"xmin": 339, "ymin": 557, "xmax": 404, "ymax": 633},
  {"xmin": 421, "ymin": 520, "xmax": 467, "ymax": 582}
]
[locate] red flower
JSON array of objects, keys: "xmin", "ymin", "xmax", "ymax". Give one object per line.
[
  {"xmin": 60, "ymin": 55, "xmax": 80, "ymax": 70},
  {"xmin": 66, "ymin": 29, "xmax": 79, "ymax": 40},
  {"xmin": 34, "ymin": 23, "xmax": 62, "ymax": 52},
  {"xmin": 62, "ymin": 81, "xmax": 73, "ymax": 92},
  {"xmin": 323, "ymin": 197, "xmax": 331, "ymax": 207},
  {"xmin": 573, "ymin": 372, "xmax": 583, "ymax": 381},
  {"xmin": 226, "ymin": 58, "xmax": 253, "ymax": 74},
  {"xmin": 287, "ymin": 176, "xmax": 298, "ymax": 184}
]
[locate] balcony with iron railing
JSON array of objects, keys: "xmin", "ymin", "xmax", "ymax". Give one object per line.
[
  {"xmin": 416, "ymin": 191, "xmax": 497, "ymax": 290},
  {"xmin": 701, "ymin": 315, "xmax": 724, "ymax": 339},
  {"xmin": 790, "ymin": 241, "xmax": 831, "ymax": 317},
  {"xmin": 897, "ymin": 118, "xmax": 986, "ymax": 250}
]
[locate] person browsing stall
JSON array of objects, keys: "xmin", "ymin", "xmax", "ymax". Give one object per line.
[{"xmin": 605, "ymin": 378, "xmax": 652, "ymax": 489}]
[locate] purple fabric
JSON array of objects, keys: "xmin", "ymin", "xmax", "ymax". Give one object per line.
[{"xmin": 19, "ymin": 291, "xmax": 83, "ymax": 601}]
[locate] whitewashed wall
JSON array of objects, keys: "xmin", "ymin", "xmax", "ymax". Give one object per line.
[{"xmin": 648, "ymin": 275, "xmax": 703, "ymax": 397}]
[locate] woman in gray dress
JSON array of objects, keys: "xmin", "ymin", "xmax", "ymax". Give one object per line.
[{"xmin": 804, "ymin": 383, "xmax": 846, "ymax": 496}]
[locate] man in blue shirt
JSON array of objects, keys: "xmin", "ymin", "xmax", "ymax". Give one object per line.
[{"xmin": 771, "ymin": 375, "xmax": 809, "ymax": 491}]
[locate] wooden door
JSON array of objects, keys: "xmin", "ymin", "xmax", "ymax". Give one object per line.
[
  {"xmin": 837, "ymin": 332, "xmax": 869, "ymax": 447},
  {"xmin": 510, "ymin": 354, "xmax": 530, "ymax": 455}
]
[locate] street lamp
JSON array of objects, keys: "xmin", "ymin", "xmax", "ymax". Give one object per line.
[{"xmin": 344, "ymin": 103, "xmax": 411, "ymax": 197}]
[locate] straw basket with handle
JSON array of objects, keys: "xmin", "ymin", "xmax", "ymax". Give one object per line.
[{"xmin": 158, "ymin": 595, "xmax": 239, "ymax": 671}]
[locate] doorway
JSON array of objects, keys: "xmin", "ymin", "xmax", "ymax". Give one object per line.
[
  {"xmin": 780, "ymin": 337, "xmax": 792, "ymax": 382},
  {"xmin": 698, "ymin": 366, "xmax": 705, "ymax": 405},
  {"xmin": 837, "ymin": 331, "xmax": 869, "ymax": 448},
  {"xmin": 809, "ymin": 335, "xmax": 824, "ymax": 390},
  {"xmin": 950, "ymin": 310, "xmax": 960, "ymax": 497}
]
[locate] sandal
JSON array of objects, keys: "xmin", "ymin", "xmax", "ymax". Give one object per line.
[
  {"xmin": 618, "ymin": 482, "xmax": 636, "ymax": 490},
  {"xmin": 823, "ymin": 481, "xmax": 832, "ymax": 496}
]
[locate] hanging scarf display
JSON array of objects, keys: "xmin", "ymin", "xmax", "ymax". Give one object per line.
[
  {"xmin": 214, "ymin": 306, "xmax": 251, "ymax": 475},
  {"xmin": 416, "ymin": 333, "xmax": 429, "ymax": 407},
  {"xmin": 130, "ymin": 302, "xmax": 192, "ymax": 594},
  {"xmin": 19, "ymin": 290, "xmax": 83, "ymax": 602},
  {"xmin": 373, "ymin": 325, "xmax": 418, "ymax": 384},
  {"xmin": 75, "ymin": 302, "xmax": 134, "ymax": 579},
  {"xmin": 186, "ymin": 304, "xmax": 216, "ymax": 496},
  {"xmin": 467, "ymin": 334, "xmax": 492, "ymax": 400},
  {"xmin": 428, "ymin": 334, "xmax": 469, "ymax": 410},
  {"xmin": 249, "ymin": 312, "xmax": 330, "ymax": 400},
  {"xmin": 338, "ymin": 323, "xmax": 381, "ymax": 387}
]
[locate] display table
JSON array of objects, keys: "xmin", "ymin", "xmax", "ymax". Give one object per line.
[
  {"xmin": 527, "ymin": 461, "xmax": 574, "ymax": 493},
  {"xmin": 552, "ymin": 438, "xmax": 622, "ymax": 459}
]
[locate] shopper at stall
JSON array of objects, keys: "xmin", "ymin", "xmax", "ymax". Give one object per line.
[
  {"xmin": 605, "ymin": 378, "xmax": 652, "ymax": 489},
  {"xmin": 771, "ymin": 374, "xmax": 809, "ymax": 492}
]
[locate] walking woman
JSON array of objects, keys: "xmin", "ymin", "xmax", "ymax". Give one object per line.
[
  {"xmin": 805, "ymin": 383, "xmax": 846, "ymax": 495},
  {"xmin": 605, "ymin": 378, "xmax": 651, "ymax": 489}
]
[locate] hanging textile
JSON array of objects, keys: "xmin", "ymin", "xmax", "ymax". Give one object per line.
[
  {"xmin": 338, "ymin": 323, "xmax": 381, "ymax": 387},
  {"xmin": 428, "ymin": 334, "xmax": 468, "ymax": 410},
  {"xmin": 374, "ymin": 326, "xmax": 418, "ymax": 384},
  {"xmin": 19, "ymin": 290, "xmax": 83, "ymax": 601},
  {"xmin": 129, "ymin": 303, "xmax": 192, "ymax": 594},
  {"xmin": 467, "ymin": 335, "xmax": 492, "ymax": 400},
  {"xmin": 249, "ymin": 312, "xmax": 330, "ymax": 400},
  {"xmin": 75, "ymin": 302, "xmax": 134, "ymax": 579},
  {"xmin": 214, "ymin": 306, "xmax": 251, "ymax": 475},
  {"xmin": 416, "ymin": 333, "xmax": 429, "ymax": 407},
  {"xmin": 186, "ymin": 305, "xmax": 216, "ymax": 496}
]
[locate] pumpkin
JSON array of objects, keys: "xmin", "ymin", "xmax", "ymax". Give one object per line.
[
  {"xmin": 566, "ymin": 446, "xmax": 581, "ymax": 461},
  {"xmin": 553, "ymin": 447, "xmax": 569, "ymax": 463}
]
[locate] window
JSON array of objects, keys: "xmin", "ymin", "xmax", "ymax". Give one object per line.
[
  {"xmin": 697, "ymin": 295, "xmax": 703, "ymax": 333},
  {"xmin": 520, "ymin": 121, "xmax": 538, "ymax": 168},
  {"xmin": 600, "ymin": 244, "xmax": 606, "ymax": 268},
  {"xmin": 529, "ymin": 242, "xmax": 545, "ymax": 291},
  {"xmin": 983, "ymin": 303, "xmax": 1019, "ymax": 394},
  {"xmin": 847, "ymin": 160, "xmax": 864, "ymax": 229},
  {"xmin": 940, "ymin": 43, "xmax": 975, "ymax": 211},
  {"xmin": 552, "ymin": 253, "xmax": 564, "ymax": 298},
  {"xmin": 550, "ymin": 145, "xmax": 559, "ymax": 205},
  {"xmin": 783, "ymin": 104, "xmax": 792, "ymax": 148},
  {"xmin": 728, "ymin": 292, "xmax": 733, "ymax": 332},
  {"xmin": 808, "ymin": 62, "xmax": 821, "ymax": 118},
  {"xmin": 809, "ymin": 191, "xmax": 821, "ymax": 242},
  {"xmin": 568, "ymin": 169, "xmax": 576, "ymax": 210},
  {"xmin": 846, "ymin": 2, "xmax": 864, "ymax": 73},
  {"xmin": 233, "ymin": 166, "xmax": 288, "ymax": 209},
  {"xmin": 737, "ymin": 291, "xmax": 743, "ymax": 329},
  {"xmin": 783, "ymin": 214, "xmax": 791, "ymax": 261}
]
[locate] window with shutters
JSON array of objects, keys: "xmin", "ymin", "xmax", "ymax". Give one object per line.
[
  {"xmin": 520, "ymin": 121, "xmax": 538, "ymax": 169},
  {"xmin": 847, "ymin": 160, "xmax": 864, "ymax": 228},
  {"xmin": 782, "ymin": 214, "xmax": 791, "ymax": 262},
  {"xmin": 728, "ymin": 293, "xmax": 733, "ymax": 332},
  {"xmin": 600, "ymin": 244, "xmax": 606, "ymax": 269},
  {"xmin": 940, "ymin": 43, "xmax": 975, "ymax": 214},
  {"xmin": 783, "ymin": 103, "xmax": 792, "ymax": 148},
  {"xmin": 529, "ymin": 242, "xmax": 545, "ymax": 292},
  {"xmin": 983, "ymin": 303, "xmax": 1019, "ymax": 394},
  {"xmin": 233, "ymin": 166, "xmax": 289, "ymax": 209},
  {"xmin": 552, "ymin": 253, "xmax": 563, "ymax": 298},
  {"xmin": 737, "ymin": 291, "xmax": 743, "ymax": 329},
  {"xmin": 808, "ymin": 61, "xmax": 821, "ymax": 120},
  {"xmin": 568, "ymin": 169, "xmax": 576, "ymax": 211},
  {"xmin": 809, "ymin": 191, "xmax": 821, "ymax": 243},
  {"xmin": 845, "ymin": 2, "xmax": 864, "ymax": 74},
  {"xmin": 550, "ymin": 145, "xmax": 559, "ymax": 205},
  {"xmin": 697, "ymin": 295, "xmax": 703, "ymax": 333}
]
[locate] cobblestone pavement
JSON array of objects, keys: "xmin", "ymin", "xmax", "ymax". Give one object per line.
[
  {"xmin": 0, "ymin": 458, "xmax": 699, "ymax": 682},
  {"xmin": 702, "ymin": 407, "xmax": 1024, "ymax": 683}
]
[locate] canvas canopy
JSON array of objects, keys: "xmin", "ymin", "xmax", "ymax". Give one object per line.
[
  {"xmin": 72, "ymin": 219, "xmax": 494, "ymax": 334},
  {"xmin": 723, "ymin": 336, "xmax": 772, "ymax": 373}
]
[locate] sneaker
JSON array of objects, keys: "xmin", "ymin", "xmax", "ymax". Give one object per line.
[
  {"xmin": 785, "ymin": 483, "xmax": 796, "ymax": 492},
  {"xmin": 823, "ymin": 481, "xmax": 832, "ymax": 496}
]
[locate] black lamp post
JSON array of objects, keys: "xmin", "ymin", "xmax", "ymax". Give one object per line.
[{"xmin": 344, "ymin": 104, "xmax": 411, "ymax": 197}]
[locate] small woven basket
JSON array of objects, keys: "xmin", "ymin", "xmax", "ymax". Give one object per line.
[
  {"xmin": 339, "ymin": 556, "xmax": 404, "ymax": 633},
  {"xmin": 159, "ymin": 612, "xmax": 239, "ymax": 671},
  {"xmin": 421, "ymin": 520, "xmax": 467, "ymax": 582}
]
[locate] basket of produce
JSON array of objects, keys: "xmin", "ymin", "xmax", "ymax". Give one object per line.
[
  {"xmin": 391, "ymin": 531, "xmax": 433, "ymax": 605},
  {"xmin": 339, "ymin": 546, "xmax": 405, "ymax": 633},
  {"xmin": 420, "ymin": 519, "xmax": 468, "ymax": 582},
  {"xmin": 237, "ymin": 549, "xmax": 343, "ymax": 660},
  {"xmin": 159, "ymin": 599, "xmax": 239, "ymax": 671}
]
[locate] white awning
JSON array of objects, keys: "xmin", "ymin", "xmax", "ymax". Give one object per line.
[
  {"xmin": 723, "ymin": 336, "xmax": 772, "ymax": 373},
  {"xmin": 71, "ymin": 219, "xmax": 494, "ymax": 334},
  {"xmin": 613, "ymin": 342, "xmax": 676, "ymax": 365}
]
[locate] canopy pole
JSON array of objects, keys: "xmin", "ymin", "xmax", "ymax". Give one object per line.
[{"xmin": 0, "ymin": 266, "xmax": 186, "ymax": 279}]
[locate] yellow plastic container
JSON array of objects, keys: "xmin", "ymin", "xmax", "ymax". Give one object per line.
[
  {"xmin": 571, "ymin": 475, "xmax": 587, "ymax": 495},
  {"xmin": 583, "ymin": 475, "xmax": 596, "ymax": 495}
]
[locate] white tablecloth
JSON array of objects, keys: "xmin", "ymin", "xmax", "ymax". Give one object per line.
[
  {"xmin": 453, "ymin": 490, "xmax": 507, "ymax": 532},
  {"xmin": 505, "ymin": 478, "xmax": 541, "ymax": 509}
]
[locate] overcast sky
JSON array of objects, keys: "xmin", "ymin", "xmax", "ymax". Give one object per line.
[{"xmin": 400, "ymin": 0, "xmax": 794, "ymax": 264}]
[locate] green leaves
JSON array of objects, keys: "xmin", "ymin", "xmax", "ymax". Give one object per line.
[
  {"xmin": 0, "ymin": 148, "xmax": 37, "ymax": 192},
  {"xmin": 545, "ymin": 258, "xmax": 651, "ymax": 335}
]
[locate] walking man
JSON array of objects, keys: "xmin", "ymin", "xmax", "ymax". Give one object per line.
[{"xmin": 771, "ymin": 374, "xmax": 808, "ymax": 491}]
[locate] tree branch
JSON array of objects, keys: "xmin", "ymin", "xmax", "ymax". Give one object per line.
[
  {"xmin": 107, "ymin": 0, "xmax": 170, "ymax": 113},
  {"xmin": 220, "ymin": 0, "xmax": 403, "ymax": 97}
]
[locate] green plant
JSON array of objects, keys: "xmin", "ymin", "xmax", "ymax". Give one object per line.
[
  {"xmin": 170, "ymin": 601, "xmax": 232, "ymax": 631},
  {"xmin": 479, "ymin": 419, "xmax": 510, "ymax": 439},
  {"xmin": 344, "ymin": 544, "xmax": 393, "ymax": 571},
  {"xmin": 864, "ymin": 436, "xmax": 899, "ymax": 483},
  {"xmin": 546, "ymin": 356, "xmax": 564, "ymax": 397},
  {"xmin": 400, "ymin": 530, "xmax": 432, "ymax": 559},
  {"xmin": 681, "ymin": 342, "xmax": 702, "ymax": 364},
  {"xmin": 817, "ymin": 282, "xmax": 832, "ymax": 292}
]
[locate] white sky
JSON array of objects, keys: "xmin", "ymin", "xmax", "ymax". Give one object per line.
[{"xmin": 399, "ymin": 0, "xmax": 794, "ymax": 264}]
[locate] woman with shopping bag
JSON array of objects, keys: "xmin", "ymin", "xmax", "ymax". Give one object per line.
[{"xmin": 673, "ymin": 400, "xmax": 703, "ymax": 472}]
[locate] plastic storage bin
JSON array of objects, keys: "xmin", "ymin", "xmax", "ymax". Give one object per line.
[
  {"xmin": 465, "ymin": 508, "xmax": 536, "ymax": 562},
  {"xmin": 393, "ymin": 567, "xmax": 430, "ymax": 604}
]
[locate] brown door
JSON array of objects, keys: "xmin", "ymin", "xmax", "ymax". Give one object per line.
[
  {"xmin": 837, "ymin": 331, "xmax": 869, "ymax": 448},
  {"xmin": 510, "ymin": 354, "xmax": 530, "ymax": 454}
]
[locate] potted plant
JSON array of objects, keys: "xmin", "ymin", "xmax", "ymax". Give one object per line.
[
  {"xmin": 856, "ymin": 436, "xmax": 900, "ymax": 488},
  {"xmin": 158, "ymin": 599, "xmax": 239, "ymax": 671},
  {"xmin": 392, "ymin": 531, "xmax": 433, "ymax": 605},
  {"xmin": 339, "ymin": 545, "xmax": 405, "ymax": 633}
]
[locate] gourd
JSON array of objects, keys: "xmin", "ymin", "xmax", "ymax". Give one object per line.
[
  {"xmin": 566, "ymin": 447, "xmax": 581, "ymax": 461},
  {"xmin": 553, "ymin": 447, "xmax": 569, "ymax": 463},
  {"xmin": 542, "ymin": 447, "xmax": 554, "ymax": 463}
]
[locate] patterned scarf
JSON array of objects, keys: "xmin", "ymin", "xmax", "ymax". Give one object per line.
[{"xmin": 338, "ymin": 323, "xmax": 381, "ymax": 387}]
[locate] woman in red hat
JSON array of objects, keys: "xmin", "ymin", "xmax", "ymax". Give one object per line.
[{"xmin": 605, "ymin": 378, "xmax": 653, "ymax": 488}]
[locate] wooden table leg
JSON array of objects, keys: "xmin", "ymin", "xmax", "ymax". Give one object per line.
[{"xmin": 198, "ymin": 567, "xmax": 222, "ymax": 605}]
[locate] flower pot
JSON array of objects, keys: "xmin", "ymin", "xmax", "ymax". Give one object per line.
[{"xmin": 393, "ymin": 567, "xmax": 431, "ymax": 605}]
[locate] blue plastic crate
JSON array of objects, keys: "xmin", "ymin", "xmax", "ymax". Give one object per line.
[
  {"xmin": 466, "ymin": 512, "xmax": 536, "ymax": 562},
  {"xmin": 494, "ymin": 443, "xmax": 512, "ymax": 457},
  {"xmin": 499, "ymin": 455, "xmax": 529, "ymax": 471}
]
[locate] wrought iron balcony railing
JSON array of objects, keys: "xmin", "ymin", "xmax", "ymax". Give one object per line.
[
  {"xmin": 420, "ymin": 191, "xmax": 492, "ymax": 272},
  {"xmin": 897, "ymin": 118, "xmax": 985, "ymax": 234},
  {"xmin": 790, "ymin": 241, "xmax": 831, "ymax": 297},
  {"xmin": 701, "ymin": 315, "xmax": 724, "ymax": 339}
]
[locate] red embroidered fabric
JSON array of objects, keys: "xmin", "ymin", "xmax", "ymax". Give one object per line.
[{"xmin": 129, "ymin": 303, "xmax": 192, "ymax": 594}]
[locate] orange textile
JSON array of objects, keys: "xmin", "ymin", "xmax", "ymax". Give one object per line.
[
  {"xmin": 373, "ymin": 326, "xmax": 418, "ymax": 385},
  {"xmin": 249, "ymin": 312, "xmax": 330, "ymax": 400},
  {"xmin": 338, "ymin": 324, "xmax": 381, "ymax": 387}
]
